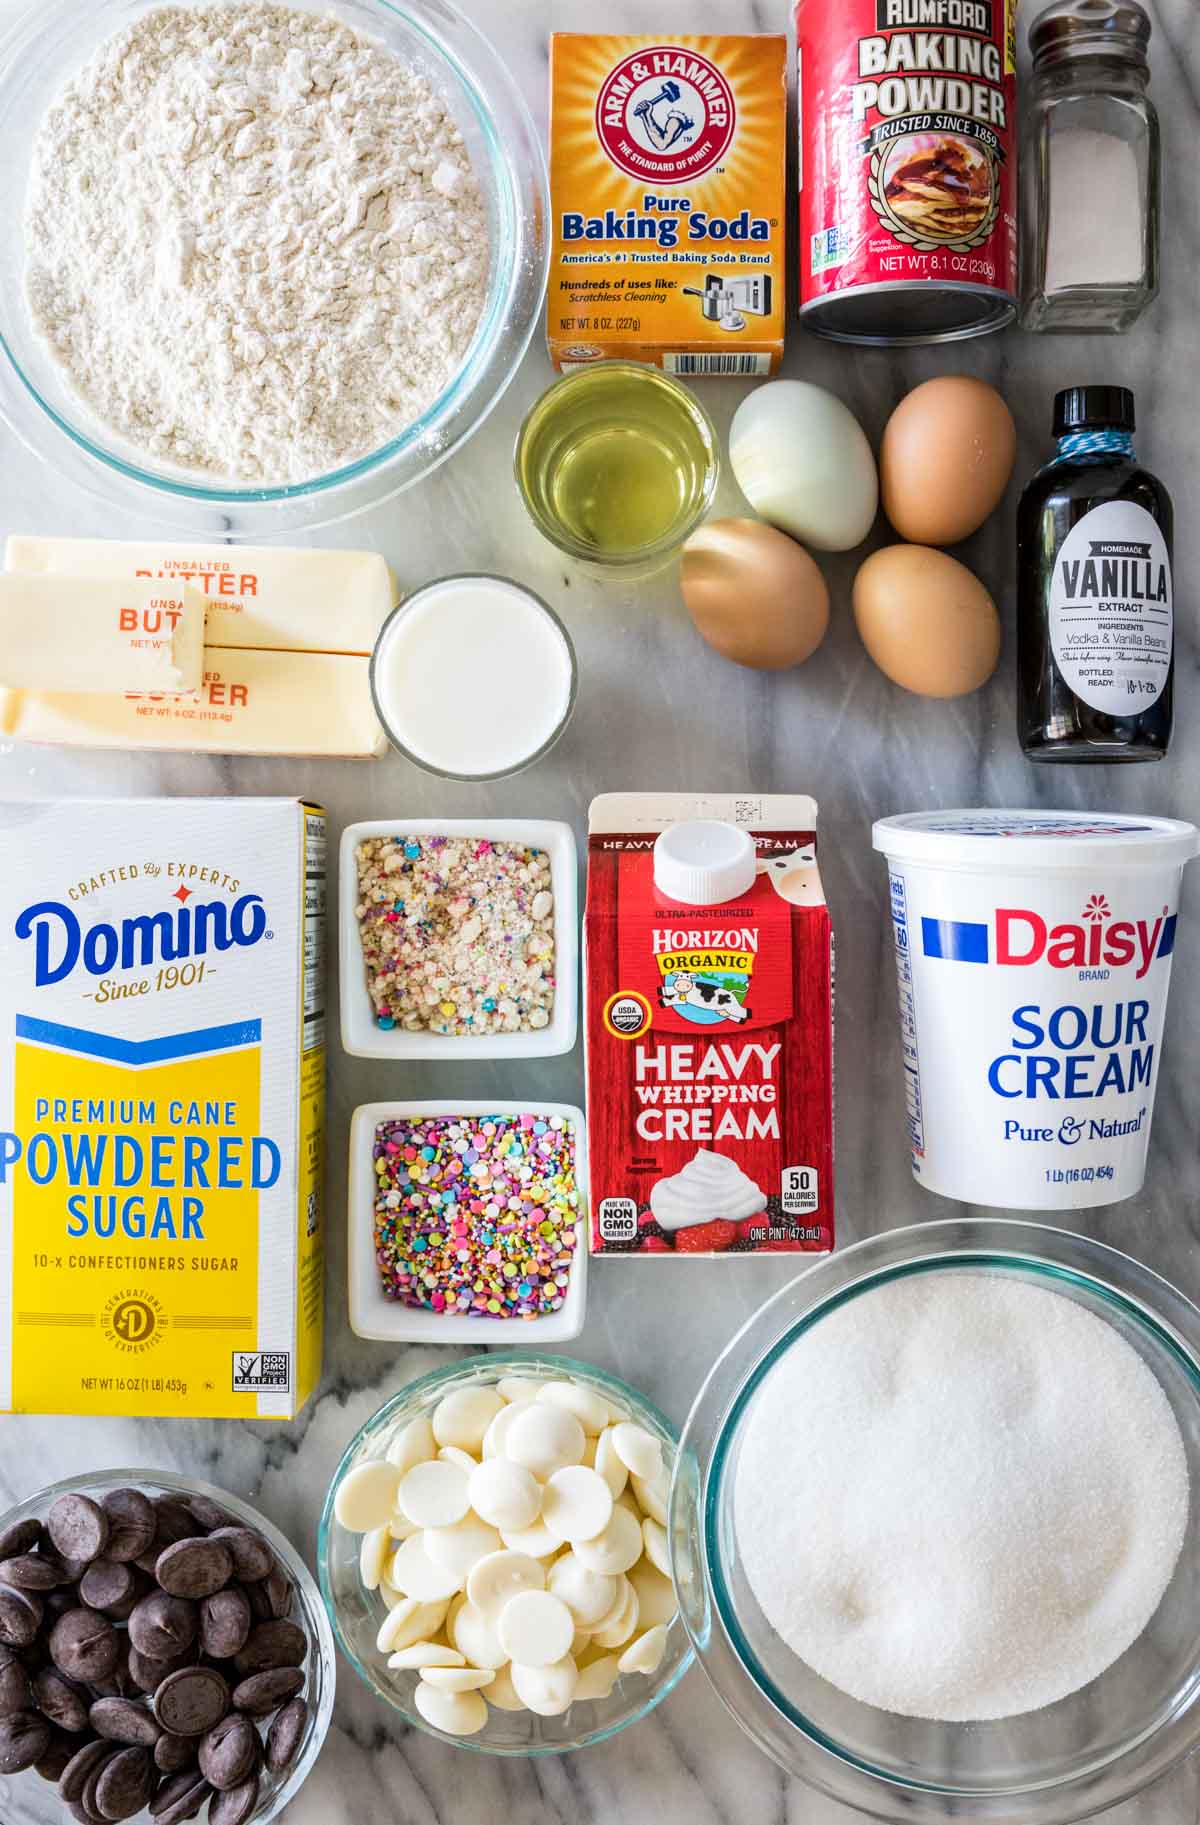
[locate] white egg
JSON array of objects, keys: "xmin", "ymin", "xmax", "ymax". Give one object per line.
[{"xmin": 729, "ymin": 380, "xmax": 878, "ymax": 553}]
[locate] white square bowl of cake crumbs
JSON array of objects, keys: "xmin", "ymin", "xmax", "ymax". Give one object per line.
[{"xmin": 339, "ymin": 819, "xmax": 578, "ymax": 1059}]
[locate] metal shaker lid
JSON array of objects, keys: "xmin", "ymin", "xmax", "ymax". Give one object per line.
[{"xmin": 1030, "ymin": 0, "xmax": 1151, "ymax": 68}]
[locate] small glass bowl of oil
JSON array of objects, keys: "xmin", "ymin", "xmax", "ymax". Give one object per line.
[{"xmin": 515, "ymin": 362, "xmax": 719, "ymax": 573}]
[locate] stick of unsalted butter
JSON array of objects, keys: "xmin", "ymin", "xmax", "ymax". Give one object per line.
[
  {"xmin": 0, "ymin": 575, "xmax": 205, "ymax": 695},
  {"xmin": 0, "ymin": 648, "xmax": 387, "ymax": 758},
  {"xmin": 5, "ymin": 536, "xmax": 394, "ymax": 656}
]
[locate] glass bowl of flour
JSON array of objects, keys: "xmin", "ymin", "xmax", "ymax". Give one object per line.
[
  {"xmin": 0, "ymin": 0, "xmax": 547, "ymax": 533},
  {"xmin": 672, "ymin": 1220, "xmax": 1200, "ymax": 1825}
]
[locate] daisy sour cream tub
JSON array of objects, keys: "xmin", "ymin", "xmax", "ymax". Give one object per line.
[{"xmin": 873, "ymin": 811, "xmax": 1198, "ymax": 1209}]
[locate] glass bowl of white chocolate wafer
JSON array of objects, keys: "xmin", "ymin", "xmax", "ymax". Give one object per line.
[{"xmin": 317, "ymin": 1355, "xmax": 691, "ymax": 1752}]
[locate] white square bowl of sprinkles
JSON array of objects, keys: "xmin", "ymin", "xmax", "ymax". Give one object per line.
[
  {"xmin": 348, "ymin": 1100, "xmax": 588, "ymax": 1344},
  {"xmin": 339, "ymin": 819, "xmax": 578, "ymax": 1059}
]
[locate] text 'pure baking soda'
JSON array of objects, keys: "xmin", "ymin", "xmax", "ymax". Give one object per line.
[
  {"xmin": 548, "ymin": 35, "xmax": 787, "ymax": 377},
  {"xmin": 873, "ymin": 811, "xmax": 1199, "ymax": 1208},
  {"xmin": 0, "ymin": 799, "xmax": 326, "ymax": 1418},
  {"xmin": 585, "ymin": 793, "xmax": 834, "ymax": 1258}
]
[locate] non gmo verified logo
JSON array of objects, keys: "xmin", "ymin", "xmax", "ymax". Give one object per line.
[
  {"xmin": 922, "ymin": 899, "xmax": 1177, "ymax": 981},
  {"xmin": 596, "ymin": 46, "xmax": 735, "ymax": 183}
]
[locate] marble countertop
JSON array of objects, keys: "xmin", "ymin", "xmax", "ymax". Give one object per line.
[{"xmin": 2, "ymin": 0, "xmax": 1199, "ymax": 1820}]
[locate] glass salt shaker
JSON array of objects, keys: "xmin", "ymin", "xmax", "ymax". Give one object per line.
[{"xmin": 1021, "ymin": 0, "xmax": 1159, "ymax": 332}]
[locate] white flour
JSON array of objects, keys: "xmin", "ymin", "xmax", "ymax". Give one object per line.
[
  {"xmin": 735, "ymin": 1273, "xmax": 1190, "ymax": 1722},
  {"xmin": 24, "ymin": 4, "xmax": 490, "ymax": 483}
]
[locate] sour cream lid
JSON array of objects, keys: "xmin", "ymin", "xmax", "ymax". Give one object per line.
[{"xmin": 873, "ymin": 809, "xmax": 1199, "ymax": 873}]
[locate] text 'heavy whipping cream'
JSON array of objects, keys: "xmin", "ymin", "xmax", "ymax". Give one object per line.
[
  {"xmin": 873, "ymin": 810, "xmax": 1198, "ymax": 1208},
  {"xmin": 585, "ymin": 793, "xmax": 834, "ymax": 1257},
  {"xmin": 0, "ymin": 798, "xmax": 326, "ymax": 1418}
]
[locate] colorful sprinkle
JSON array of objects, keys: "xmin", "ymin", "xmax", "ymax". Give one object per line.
[{"xmin": 372, "ymin": 1113, "xmax": 579, "ymax": 1323}]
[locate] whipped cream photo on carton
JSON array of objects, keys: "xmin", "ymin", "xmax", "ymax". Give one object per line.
[
  {"xmin": 0, "ymin": 798, "xmax": 326, "ymax": 1418},
  {"xmin": 585, "ymin": 793, "xmax": 834, "ymax": 1256},
  {"xmin": 873, "ymin": 811, "xmax": 1199, "ymax": 1209}
]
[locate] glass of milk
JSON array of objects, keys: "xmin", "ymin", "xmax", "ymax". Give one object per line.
[{"xmin": 370, "ymin": 576, "xmax": 578, "ymax": 780}]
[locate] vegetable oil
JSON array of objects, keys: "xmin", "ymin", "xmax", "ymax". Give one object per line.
[{"xmin": 516, "ymin": 362, "xmax": 718, "ymax": 570}]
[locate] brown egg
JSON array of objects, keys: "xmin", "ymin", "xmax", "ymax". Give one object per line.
[
  {"xmin": 880, "ymin": 376, "xmax": 1016, "ymax": 546},
  {"xmin": 853, "ymin": 545, "xmax": 1000, "ymax": 698},
  {"xmin": 681, "ymin": 519, "xmax": 830, "ymax": 671}
]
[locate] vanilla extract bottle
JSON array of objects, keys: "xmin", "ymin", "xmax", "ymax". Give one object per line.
[{"xmin": 1018, "ymin": 386, "xmax": 1173, "ymax": 761}]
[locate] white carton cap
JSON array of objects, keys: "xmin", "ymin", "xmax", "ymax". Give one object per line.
[
  {"xmin": 654, "ymin": 820, "xmax": 758, "ymax": 906},
  {"xmin": 873, "ymin": 809, "xmax": 1199, "ymax": 874}
]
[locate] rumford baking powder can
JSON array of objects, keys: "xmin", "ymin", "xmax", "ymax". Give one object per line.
[{"xmin": 796, "ymin": 0, "xmax": 1018, "ymax": 343}]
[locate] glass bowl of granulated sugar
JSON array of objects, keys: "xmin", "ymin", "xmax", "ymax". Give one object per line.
[
  {"xmin": 0, "ymin": 0, "xmax": 547, "ymax": 534},
  {"xmin": 672, "ymin": 1220, "xmax": 1200, "ymax": 1825}
]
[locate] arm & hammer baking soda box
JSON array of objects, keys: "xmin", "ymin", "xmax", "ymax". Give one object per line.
[
  {"xmin": 585, "ymin": 793, "xmax": 834, "ymax": 1256},
  {"xmin": 548, "ymin": 35, "xmax": 787, "ymax": 377},
  {"xmin": 0, "ymin": 798, "xmax": 325, "ymax": 1418}
]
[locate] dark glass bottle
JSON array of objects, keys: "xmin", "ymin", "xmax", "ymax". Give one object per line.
[{"xmin": 1018, "ymin": 385, "xmax": 1173, "ymax": 761}]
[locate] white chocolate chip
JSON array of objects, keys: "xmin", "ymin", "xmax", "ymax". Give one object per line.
[
  {"xmin": 450, "ymin": 1600, "xmax": 508, "ymax": 1671},
  {"xmin": 497, "ymin": 1590, "xmax": 574, "ymax": 1669},
  {"xmin": 423, "ymin": 1516, "xmax": 503, "ymax": 1582},
  {"xmin": 642, "ymin": 1517, "xmax": 670, "ymax": 1579},
  {"xmin": 469, "ymin": 1458, "xmax": 542, "ymax": 1532},
  {"xmin": 611, "ymin": 1422, "xmax": 663, "ymax": 1483},
  {"xmin": 618, "ymin": 1624, "xmax": 669, "ymax": 1677},
  {"xmin": 505, "ymin": 1404, "xmax": 586, "ymax": 1479},
  {"xmin": 574, "ymin": 1652, "xmax": 620, "ymax": 1700},
  {"xmin": 386, "ymin": 1415, "xmax": 437, "ymax": 1475},
  {"xmin": 376, "ymin": 1596, "xmax": 449, "ymax": 1654},
  {"xmin": 631, "ymin": 1468, "xmax": 669, "ymax": 1526},
  {"xmin": 388, "ymin": 1533, "xmax": 465, "ymax": 1604},
  {"xmin": 541, "ymin": 1466, "xmax": 614, "ymax": 1545},
  {"xmin": 497, "ymin": 1377, "xmax": 543, "ymax": 1404},
  {"xmin": 386, "ymin": 1641, "xmax": 465, "ymax": 1670},
  {"xmin": 334, "ymin": 1460, "xmax": 403, "ymax": 1532},
  {"xmin": 437, "ymin": 1445, "xmax": 479, "ymax": 1474},
  {"xmin": 359, "ymin": 1524, "xmax": 391, "ymax": 1591},
  {"xmin": 433, "ymin": 1385, "xmax": 505, "ymax": 1453},
  {"xmin": 547, "ymin": 1553, "xmax": 618, "ymax": 1627},
  {"xmin": 595, "ymin": 1428, "xmax": 629, "ymax": 1500},
  {"xmin": 572, "ymin": 1504, "xmax": 644, "ymax": 1577},
  {"xmin": 398, "ymin": 1459, "xmax": 471, "ymax": 1530},
  {"xmin": 484, "ymin": 1663, "xmax": 525, "ymax": 1710},
  {"xmin": 590, "ymin": 1580, "xmax": 640, "ymax": 1650},
  {"xmin": 465, "ymin": 1549, "xmax": 545, "ymax": 1620},
  {"xmin": 510, "ymin": 1653, "xmax": 578, "ymax": 1717},
  {"xmin": 482, "ymin": 1400, "xmax": 534, "ymax": 1460},
  {"xmin": 629, "ymin": 1561, "xmax": 677, "ymax": 1630},
  {"xmin": 499, "ymin": 1519, "xmax": 560, "ymax": 1559},
  {"xmin": 537, "ymin": 1379, "xmax": 611, "ymax": 1435},
  {"xmin": 414, "ymin": 1679, "xmax": 488, "ymax": 1736}
]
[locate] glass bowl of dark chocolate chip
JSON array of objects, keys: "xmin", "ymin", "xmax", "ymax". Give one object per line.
[{"xmin": 0, "ymin": 1473, "xmax": 334, "ymax": 1825}]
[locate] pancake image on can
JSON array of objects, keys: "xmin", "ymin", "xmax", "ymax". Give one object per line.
[{"xmin": 878, "ymin": 133, "xmax": 996, "ymax": 244}]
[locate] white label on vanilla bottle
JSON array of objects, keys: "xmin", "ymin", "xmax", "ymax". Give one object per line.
[{"xmin": 1049, "ymin": 501, "xmax": 1173, "ymax": 716}]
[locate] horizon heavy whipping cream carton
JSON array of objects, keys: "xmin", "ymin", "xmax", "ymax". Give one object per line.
[
  {"xmin": 585, "ymin": 793, "xmax": 834, "ymax": 1257},
  {"xmin": 874, "ymin": 811, "xmax": 1199, "ymax": 1208},
  {"xmin": 0, "ymin": 799, "xmax": 326, "ymax": 1417}
]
